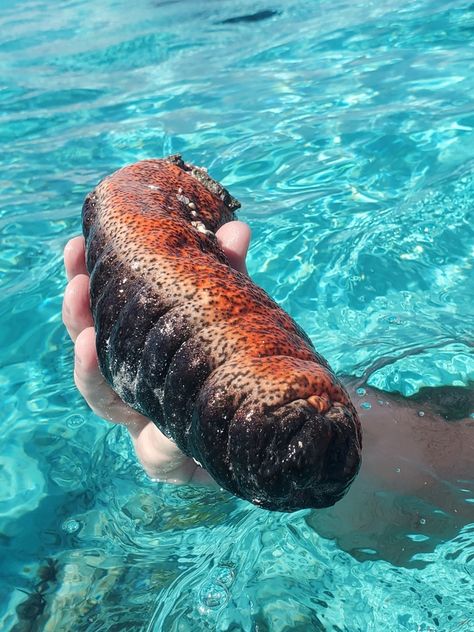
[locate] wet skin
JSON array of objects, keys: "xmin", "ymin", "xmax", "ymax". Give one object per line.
[{"xmin": 63, "ymin": 224, "xmax": 473, "ymax": 560}]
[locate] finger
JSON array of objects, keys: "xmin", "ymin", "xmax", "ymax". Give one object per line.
[
  {"xmin": 74, "ymin": 327, "xmax": 118, "ymax": 419},
  {"xmin": 74, "ymin": 326, "xmax": 100, "ymax": 376},
  {"xmin": 64, "ymin": 236, "xmax": 87, "ymax": 281},
  {"xmin": 62, "ymin": 274, "xmax": 94, "ymax": 342},
  {"xmin": 216, "ymin": 221, "xmax": 251, "ymax": 275},
  {"xmin": 74, "ymin": 327, "xmax": 148, "ymax": 428}
]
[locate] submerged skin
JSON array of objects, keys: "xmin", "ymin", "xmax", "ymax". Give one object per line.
[
  {"xmin": 80, "ymin": 156, "xmax": 362, "ymax": 511},
  {"xmin": 311, "ymin": 378, "xmax": 473, "ymax": 565}
]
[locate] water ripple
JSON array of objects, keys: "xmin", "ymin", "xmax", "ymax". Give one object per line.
[{"xmin": 0, "ymin": 0, "xmax": 473, "ymax": 629}]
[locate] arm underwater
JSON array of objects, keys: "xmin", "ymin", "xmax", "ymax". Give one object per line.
[{"xmin": 82, "ymin": 155, "xmax": 362, "ymax": 511}]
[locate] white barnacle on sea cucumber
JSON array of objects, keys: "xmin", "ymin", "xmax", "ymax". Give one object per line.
[
  {"xmin": 176, "ymin": 193, "xmax": 190, "ymax": 205},
  {"xmin": 191, "ymin": 220, "xmax": 214, "ymax": 237},
  {"xmin": 146, "ymin": 184, "xmax": 161, "ymax": 191}
]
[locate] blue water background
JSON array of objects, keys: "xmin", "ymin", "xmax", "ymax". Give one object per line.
[{"xmin": 0, "ymin": 0, "xmax": 473, "ymax": 629}]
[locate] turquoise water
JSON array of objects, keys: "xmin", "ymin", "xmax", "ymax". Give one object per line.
[{"xmin": 1, "ymin": 0, "xmax": 473, "ymax": 629}]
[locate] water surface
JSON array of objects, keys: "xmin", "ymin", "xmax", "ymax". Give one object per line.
[{"xmin": 0, "ymin": 0, "xmax": 473, "ymax": 630}]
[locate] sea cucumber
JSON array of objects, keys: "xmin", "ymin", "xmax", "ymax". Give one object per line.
[{"xmin": 82, "ymin": 155, "xmax": 362, "ymax": 511}]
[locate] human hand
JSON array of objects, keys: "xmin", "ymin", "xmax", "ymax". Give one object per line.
[{"xmin": 62, "ymin": 221, "xmax": 251, "ymax": 484}]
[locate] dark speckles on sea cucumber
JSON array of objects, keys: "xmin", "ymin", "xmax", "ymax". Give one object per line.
[{"xmin": 83, "ymin": 155, "xmax": 362, "ymax": 512}]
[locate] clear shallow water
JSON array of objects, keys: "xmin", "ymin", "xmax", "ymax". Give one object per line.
[{"xmin": 0, "ymin": 0, "xmax": 473, "ymax": 629}]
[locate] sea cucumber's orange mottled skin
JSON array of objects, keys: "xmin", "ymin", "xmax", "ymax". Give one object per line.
[{"xmin": 83, "ymin": 155, "xmax": 362, "ymax": 511}]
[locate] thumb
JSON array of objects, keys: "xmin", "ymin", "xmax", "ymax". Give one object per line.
[{"xmin": 216, "ymin": 220, "xmax": 251, "ymax": 275}]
